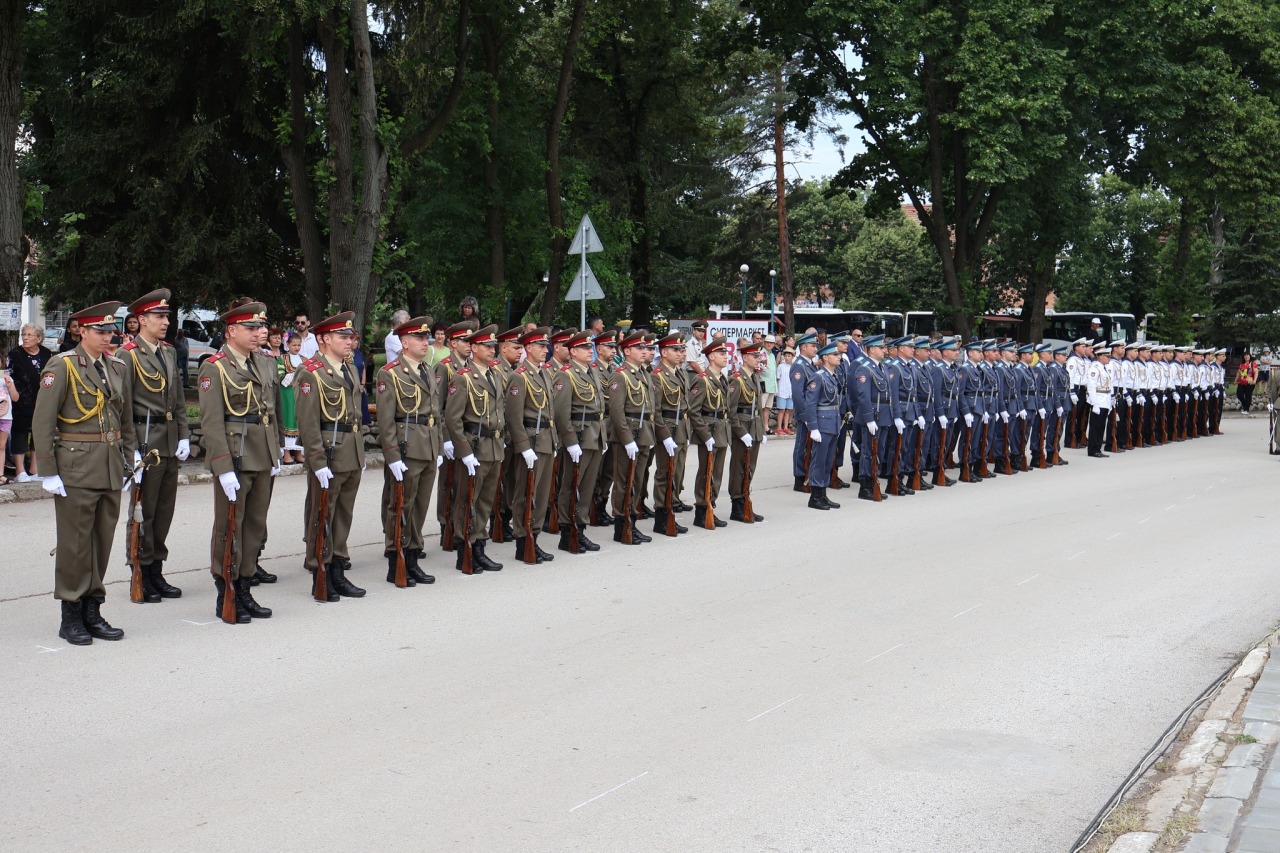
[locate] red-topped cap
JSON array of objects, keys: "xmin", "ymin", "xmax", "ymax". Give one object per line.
[
  {"xmin": 550, "ymin": 327, "xmax": 578, "ymax": 346},
  {"xmin": 129, "ymin": 289, "xmax": 171, "ymax": 316},
  {"xmin": 520, "ymin": 326, "xmax": 551, "ymax": 346},
  {"xmin": 467, "ymin": 324, "xmax": 499, "ymax": 345},
  {"xmin": 314, "ymin": 312, "xmax": 356, "ymax": 335}
]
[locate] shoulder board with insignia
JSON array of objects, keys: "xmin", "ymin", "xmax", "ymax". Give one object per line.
[
  {"xmin": 160, "ymin": 340, "xmax": 174, "ymax": 347},
  {"xmin": 515, "ymin": 365, "xmax": 528, "ymax": 374},
  {"xmin": 122, "ymin": 341, "xmax": 138, "ymax": 351},
  {"xmin": 697, "ymin": 371, "xmax": 707, "ymax": 378},
  {"xmin": 58, "ymin": 351, "xmax": 77, "ymax": 361},
  {"xmin": 302, "ymin": 357, "xmax": 324, "ymax": 370},
  {"xmin": 384, "ymin": 359, "xmax": 400, "ymax": 371},
  {"xmin": 561, "ymin": 363, "xmax": 571, "ymax": 371},
  {"xmin": 108, "ymin": 355, "xmax": 126, "ymax": 366},
  {"xmin": 207, "ymin": 351, "xmax": 227, "ymax": 364},
  {"xmin": 441, "ymin": 356, "xmax": 453, "ymax": 366},
  {"xmin": 457, "ymin": 366, "xmax": 472, "ymax": 375}
]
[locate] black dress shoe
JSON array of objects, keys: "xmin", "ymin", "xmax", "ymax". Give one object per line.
[
  {"xmin": 1088, "ymin": 451, "xmax": 1109, "ymax": 458},
  {"xmin": 234, "ymin": 578, "xmax": 273, "ymax": 617},
  {"xmin": 58, "ymin": 600, "xmax": 92, "ymax": 645},
  {"xmin": 82, "ymin": 598, "xmax": 124, "ymax": 640},
  {"xmin": 474, "ymin": 540, "xmax": 503, "ymax": 571},
  {"xmin": 577, "ymin": 527, "xmax": 601, "ymax": 551},
  {"xmin": 330, "ymin": 562, "xmax": 366, "ymax": 597},
  {"xmin": 215, "ymin": 577, "xmax": 253, "ymax": 621},
  {"xmin": 252, "ymin": 564, "xmax": 277, "ymax": 585},
  {"xmin": 808, "ymin": 494, "xmax": 831, "ymax": 510},
  {"xmin": 673, "ymin": 500, "xmax": 692, "ymax": 513}
]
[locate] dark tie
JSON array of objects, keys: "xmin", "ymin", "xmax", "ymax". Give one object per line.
[
  {"xmin": 419, "ymin": 364, "xmax": 430, "ymax": 385},
  {"xmin": 244, "ymin": 355, "xmax": 257, "ymax": 379},
  {"xmin": 94, "ymin": 361, "xmax": 111, "ymax": 397}
]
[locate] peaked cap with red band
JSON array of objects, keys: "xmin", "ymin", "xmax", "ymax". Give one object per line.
[
  {"xmin": 313, "ymin": 311, "xmax": 356, "ymax": 335},
  {"xmin": 129, "ymin": 289, "xmax": 171, "ymax": 316}
]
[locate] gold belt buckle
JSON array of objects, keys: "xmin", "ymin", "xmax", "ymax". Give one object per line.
[
  {"xmin": 105, "ymin": 429, "xmax": 116, "ymax": 443},
  {"xmin": 263, "ymin": 414, "xmax": 271, "ymax": 426},
  {"xmin": 428, "ymin": 415, "xmax": 436, "ymax": 427},
  {"xmin": 165, "ymin": 411, "xmax": 173, "ymax": 421}
]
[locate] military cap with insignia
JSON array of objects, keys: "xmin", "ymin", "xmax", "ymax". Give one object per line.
[
  {"xmin": 395, "ymin": 315, "xmax": 434, "ymax": 336},
  {"xmin": 690, "ymin": 319, "xmax": 709, "ymax": 331},
  {"xmin": 497, "ymin": 326, "xmax": 525, "ymax": 344},
  {"xmin": 795, "ymin": 332, "xmax": 819, "ymax": 346},
  {"xmin": 446, "ymin": 320, "xmax": 480, "ymax": 340},
  {"xmin": 467, "ymin": 324, "xmax": 499, "ymax": 345},
  {"xmin": 619, "ymin": 331, "xmax": 648, "ymax": 350},
  {"xmin": 863, "ymin": 334, "xmax": 888, "ymax": 348},
  {"xmin": 817, "ymin": 342, "xmax": 839, "ymax": 357},
  {"xmin": 71, "ymin": 301, "xmax": 125, "ymax": 329},
  {"xmin": 221, "ymin": 301, "xmax": 268, "ymax": 328},
  {"xmin": 129, "ymin": 289, "xmax": 172, "ymax": 316},
  {"xmin": 566, "ymin": 330, "xmax": 594, "ymax": 348},
  {"xmin": 936, "ymin": 337, "xmax": 960, "ymax": 351},
  {"xmin": 1035, "ymin": 343, "xmax": 1052, "ymax": 353},
  {"xmin": 550, "ymin": 327, "xmax": 578, "ymax": 347},
  {"xmin": 1017, "ymin": 343, "xmax": 1035, "ymax": 354},
  {"xmin": 313, "ymin": 311, "xmax": 356, "ymax": 335},
  {"xmin": 703, "ymin": 336, "xmax": 729, "ymax": 355},
  {"xmin": 519, "ymin": 326, "xmax": 551, "ymax": 346}
]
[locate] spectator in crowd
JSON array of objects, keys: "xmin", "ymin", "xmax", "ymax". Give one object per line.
[
  {"xmin": 293, "ymin": 310, "xmax": 319, "ymax": 358},
  {"xmin": 459, "ymin": 295, "xmax": 481, "ymax": 324},
  {"xmin": 58, "ymin": 317, "xmax": 82, "ymax": 352},
  {"xmin": 848, "ymin": 328, "xmax": 866, "ymax": 360},
  {"xmin": 758, "ymin": 333, "xmax": 778, "ymax": 433},
  {"xmin": 1237, "ymin": 350, "xmax": 1259, "ymax": 417},
  {"xmin": 7, "ymin": 324, "xmax": 51, "ymax": 482},
  {"xmin": 385, "ymin": 310, "xmax": 410, "ymax": 362},
  {"xmin": 350, "ymin": 335, "xmax": 372, "ymax": 425},
  {"xmin": 174, "ymin": 328, "xmax": 190, "ymax": 387},
  {"xmin": 427, "ymin": 321, "xmax": 450, "ymax": 366},
  {"xmin": 774, "ymin": 347, "xmax": 795, "ymax": 435},
  {"xmin": 263, "ymin": 325, "xmax": 284, "ymax": 358},
  {"xmin": 685, "ymin": 320, "xmax": 709, "ymax": 369},
  {"xmin": 0, "ymin": 349, "xmax": 19, "ymax": 485},
  {"xmin": 122, "ymin": 314, "xmax": 140, "ymax": 345},
  {"xmin": 1259, "ymin": 348, "xmax": 1273, "ymax": 386},
  {"xmin": 279, "ymin": 331, "xmax": 304, "ymax": 462}
]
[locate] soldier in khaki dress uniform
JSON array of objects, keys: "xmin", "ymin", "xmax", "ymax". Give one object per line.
[
  {"xmin": 590, "ymin": 330, "xmax": 619, "ymax": 527},
  {"xmin": 505, "ymin": 327, "xmax": 560, "ymax": 563},
  {"xmin": 120, "ymin": 289, "xmax": 190, "ymax": 601},
  {"xmin": 650, "ymin": 332, "xmax": 691, "ymax": 536},
  {"xmin": 555, "ymin": 330, "xmax": 605, "ymax": 554},
  {"xmin": 196, "ymin": 302, "xmax": 279, "ymax": 624},
  {"xmin": 34, "ymin": 303, "xmax": 138, "ymax": 645},
  {"xmin": 493, "ymin": 326, "xmax": 524, "ymax": 542},
  {"xmin": 376, "ymin": 315, "xmax": 442, "ymax": 587},
  {"xmin": 444, "ymin": 325, "xmax": 506, "ymax": 572},
  {"xmin": 689, "ymin": 337, "xmax": 732, "ymax": 529},
  {"xmin": 435, "ymin": 320, "xmax": 476, "ymax": 546},
  {"xmin": 296, "ymin": 312, "xmax": 366, "ymax": 599},
  {"xmin": 606, "ymin": 332, "xmax": 655, "ymax": 544},
  {"xmin": 727, "ymin": 341, "xmax": 767, "ymax": 523}
]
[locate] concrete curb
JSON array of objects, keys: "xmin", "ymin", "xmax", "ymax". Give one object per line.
[
  {"xmin": 1102, "ymin": 630, "xmax": 1280, "ymax": 852},
  {"xmin": 0, "ymin": 451, "xmax": 389, "ymax": 503}
]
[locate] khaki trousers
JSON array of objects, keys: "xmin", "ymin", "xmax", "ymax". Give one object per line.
[
  {"xmin": 303, "ymin": 469, "xmax": 360, "ymax": 571},
  {"xmin": 54, "ymin": 486, "xmax": 121, "ymax": 601},
  {"xmin": 210, "ymin": 469, "xmax": 272, "ymax": 581},
  {"xmin": 557, "ymin": 448, "xmax": 602, "ymax": 527},
  {"xmin": 382, "ymin": 457, "xmax": 437, "ymax": 554},
  {"xmin": 139, "ymin": 453, "xmax": 179, "ymax": 564}
]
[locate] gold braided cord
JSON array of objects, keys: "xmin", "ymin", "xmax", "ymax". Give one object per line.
[
  {"xmin": 735, "ymin": 373, "xmax": 757, "ymax": 405},
  {"xmin": 129, "ymin": 348, "xmax": 166, "ymax": 394},
  {"xmin": 701, "ymin": 372, "xmax": 726, "ymax": 411},
  {"xmin": 655, "ymin": 370, "xmax": 683, "ymax": 407},
  {"xmin": 388, "ymin": 368, "xmax": 423, "ymax": 412},
  {"xmin": 619, "ymin": 366, "xmax": 650, "ymax": 407},
  {"xmin": 56, "ymin": 362, "xmax": 105, "ymax": 424},
  {"xmin": 568, "ymin": 366, "xmax": 597, "ymax": 403},
  {"xmin": 464, "ymin": 370, "xmax": 491, "ymax": 418},
  {"xmin": 215, "ymin": 359, "xmax": 258, "ymax": 417},
  {"xmin": 521, "ymin": 371, "xmax": 548, "ymax": 409},
  {"xmin": 308, "ymin": 366, "xmax": 351, "ymax": 422}
]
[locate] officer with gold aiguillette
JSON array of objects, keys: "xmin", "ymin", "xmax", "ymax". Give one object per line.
[
  {"xmin": 505, "ymin": 326, "xmax": 560, "ymax": 563},
  {"xmin": 120, "ymin": 289, "xmax": 189, "ymax": 602},
  {"xmin": 296, "ymin": 311, "xmax": 367, "ymax": 599},
  {"xmin": 376, "ymin": 315, "xmax": 442, "ymax": 587},
  {"xmin": 34, "ymin": 302, "xmax": 138, "ymax": 645},
  {"xmin": 198, "ymin": 301, "xmax": 279, "ymax": 624}
]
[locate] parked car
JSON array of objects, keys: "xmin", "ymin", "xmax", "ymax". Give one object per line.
[{"xmin": 43, "ymin": 326, "xmax": 65, "ymax": 350}]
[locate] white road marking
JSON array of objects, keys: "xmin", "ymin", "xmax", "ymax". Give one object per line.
[
  {"xmin": 1138, "ymin": 517, "xmax": 1151, "ymax": 525},
  {"xmin": 1017, "ymin": 574, "xmax": 1040, "ymax": 586},
  {"xmin": 747, "ymin": 695, "xmax": 804, "ymax": 722},
  {"xmin": 865, "ymin": 643, "xmax": 904, "ymax": 663},
  {"xmin": 182, "ymin": 619, "xmax": 219, "ymax": 626},
  {"xmin": 569, "ymin": 771, "xmax": 649, "ymax": 813},
  {"xmin": 1188, "ymin": 494, "xmax": 1197, "ymax": 500},
  {"xmin": 1107, "ymin": 532, "xmax": 1122, "ymax": 541},
  {"xmin": 952, "ymin": 603, "xmax": 983, "ymax": 618},
  {"xmin": 35, "ymin": 645, "xmax": 61, "ymax": 653},
  {"xmin": 1067, "ymin": 551, "xmax": 1085, "ymax": 561},
  {"xmin": 1165, "ymin": 505, "xmax": 1177, "ymax": 511}
]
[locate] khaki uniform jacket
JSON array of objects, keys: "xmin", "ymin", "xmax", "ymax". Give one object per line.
[
  {"xmin": 727, "ymin": 368, "xmax": 765, "ymax": 442},
  {"xmin": 434, "ymin": 355, "xmax": 463, "ymax": 424},
  {"xmin": 121, "ymin": 338, "xmax": 189, "ymax": 456},
  {"xmin": 33, "ymin": 346, "xmax": 137, "ymax": 489},
  {"xmin": 689, "ymin": 369, "xmax": 732, "ymax": 445},
  {"xmin": 376, "ymin": 357, "xmax": 442, "ymax": 463},
  {"xmin": 295, "ymin": 355, "xmax": 365, "ymax": 473},
  {"xmin": 445, "ymin": 364, "xmax": 506, "ymax": 462},
  {"xmin": 607, "ymin": 362, "xmax": 655, "ymax": 447},
  {"xmin": 198, "ymin": 347, "xmax": 279, "ymax": 475},
  {"xmin": 557, "ymin": 362, "xmax": 605, "ymax": 451},
  {"xmin": 652, "ymin": 363, "xmax": 691, "ymax": 444},
  {"xmin": 506, "ymin": 364, "xmax": 558, "ymax": 455}
]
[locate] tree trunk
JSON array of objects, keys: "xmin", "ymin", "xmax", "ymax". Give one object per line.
[
  {"xmin": 0, "ymin": 0, "xmax": 25, "ymax": 304},
  {"xmin": 538, "ymin": 0, "xmax": 588, "ymax": 326},
  {"xmin": 1208, "ymin": 202, "xmax": 1224, "ymax": 291},
  {"xmin": 774, "ymin": 67, "xmax": 793, "ymax": 335},
  {"xmin": 481, "ymin": 18, "xmax": 505, "ymax": 299},
  {"xmin": 346, "ymin": 0, "xmax": 389, "ymax": 334},
  {"xmin": 281, "ymin": 22, "xmax": 327, "ymax": 320},
  {"xmin": 320, "ymin": 10, "xmax": 354, "ymax": 319},
  {"xmin": 629, "ymin": 169, "xmax": 652, "ymax": 327}
]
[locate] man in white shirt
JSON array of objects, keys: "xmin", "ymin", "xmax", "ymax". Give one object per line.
[
  {"xmin": 384, "ymin": 310, "xmax": 410, "ymax": 362},
  {"xmin": 293, "ymin": 311, "xmax": 319, "ymax": 359},
  {"xmin": 685, "ymin": 320, "xmax": 708, "ymax": 369}
]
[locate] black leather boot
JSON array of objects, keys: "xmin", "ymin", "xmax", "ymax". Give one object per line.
[
  {"xmin": 673, "ymin": 499, "xmax": 692, "ymax": 513},
  {"xmin": 330, "ymin": 559, "xmax": 366, "ymax": 597},
  {"xmin": 58, "ymin": 599, "xmax": 92, "ymax": 645},
  {"xmin": 577, "ymin": 525, "xmax": 600, "ymax": 551},
  {"xmin": 514, "ymin": 537, "xmax": 542, "ymax": 564},
  {"xmin": 793, "ymin": 476, "xmax": 806, "ymax": 493},
  {"xmin": 147, "ymin": 560, "xmax": 182, "ymax": 598},
  {"xmin": 820, "ymin": 487, "xmax": 842, "ymax": 510},
  {"xmin": 234, "ymin": 577, "xmax": 273, "ymax": 618},
  {"xmin": 455, "ymin": 545, "xmax": 481, "ymax": 573},
  {"xmin": 252, "ymin": 564, "xmax": 277, "ymax": 585},
  {"xmin": 214, "ymin": 576, "xmax": 252, "ymax": 622},
  {"xmin": 636, "ymin": 502, "xmax": 653, "ymax": 521},
  {"xmin": 534, "ymin": 536, "xmax": 554, "ymax": 562},
  {"xmin": 82, "ymin": 597, "xmax": 124, "ymax": 640},
  {"xmin": 613, "ymin": 517, "xmax": 638, "ymax": 543},
  {"xmin": 808, "ymin": 488, "xmax": 830, "ymax": 510},
  {"xmin": 897, "ymin": 478, "xmax": 915, "ymax": 496},
  {"xmin": 473, "ymin": 540, "xmax": 503, "ymax": 571},
  {"xmin": 406, "ymin": 550, "xmax": 434, "ymax": 584},
  {"xmin": 386, "ymin": 552, "xmax": 417, "ymax": 586},
  {"xmin": 692, "ymin": 508, "xmax": 721, "ymax": 528},
  {"xmin": 594, "ymin": 500, "xmax": 615, "ymax": 526},
  {"xmin": 502, "ymin": 512, "xmax": 515, "ymax": 541},
  {"xmin": 630, "ymin": 518, "xmax": 652, "ymax": 543},
  {"xmin": 558, "ymin": 529, "xmax": 583, "ymax": 554},
  {"xmin": 858, "ymin": 477, "xmax": 874, "ymax": 501},
  {"xmin": 730, "ymin": 499, "xmax": 746, "ymax": 522},
  {"xmin": 136, "ymin": 564, "xmax": 161, "ymax": 602}
]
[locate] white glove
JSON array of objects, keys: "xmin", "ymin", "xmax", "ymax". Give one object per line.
[
  {"xmin": 462, "ymin": 454, "xmax": 479, "ymax": 476},
  {"xmin": 443, "ymin": 440, "xmax": 455, "ymax": 460},
  {"xmin": 281, "ymin": 373, "xmax": 294, "ymax": 388},
  {"xmin": 42, "ymin": 475, "xmax": 67, "ymax": 497},
  {"xmin": 982, "ymin": 412, "xmax": 990, "ymax": 424},
  {"xmin": 1070, "ymin": 393, "xmax": 1078, "ymax": 404},
  {"xmin": 567, "ymin": 444, "xmax": 583, "ymax": 463},
  {"xmin": 219, "ymin": 471, "xmax": 240, "ymax": 502},
  {"xmin": 1056, "ymin": 406, "xmax": 1064, "ymax": 416},
  {"xmin": 916, "ymin": 416, "xmax": 926, "ymax": 429},
  {"xmin": 1270, "ymin": 403, "xmax": 1276, "ymax": 413},
  {"xmin": 939, "ymin": 415, "xmax": 949, "ymax": 429},
  {"xmin": 624, "ymin": 441, "xmax": 638, "ymax": 460},
  {"xmin": 389, "ymin": 460, "xmax": 409, "ymax": 481},
  {"xmin": 662, "ymin": 437, "xmax": 677, "ymax": 455},
  {"xmin": 1173, "ymin": 392, "xmax": 1181, "ymax": 403},
  {"xmin": 866, "ymin": 421, "xmax": 878, "ymax": 436},
  {"xmin": 436, "ymin": 455, "xmax": 443, "ymax": 468},
  {"xmin": 1092, "ymin": 406, "xmax": 1101, "ymax": 415},
  {"xmin": 1137, "ymin": 395, "xmax": 1146, "ymax": 406},
  {"xmin": 1194, "ymin": 390, "xmax": 1201, "ymax": 400},
  {"xmin": 894, "ymin": 418, "xmax": 906, "ymax": 433},
  {"xmin": 705, "ymin": 438, "xmax": 716, "ymax": 451},
  {"xmin": 133, "ymin": 450, "xmax": 145, "ymax": 483},
  {"xmin": 1017, "ymin": 409, "xmax": 1027, "ymax": 420},
  {"xmin": 1038, "ymin": 408, "xmax": 1046, "ymax": 419},
  {"xmin": 522, "ymin": 448, "xmax": 538, "ymax": 469},
  {"xmin": 175, "ymin": 439, "xmax": 190, "ymax": 461},
  {"xmin": 809, "ymin": 429, "xmax": 821, "ymax": 443},
  {"xmin": 741, "ymin": 434, "xmax": 754, "ymax": 447},
  {"xmin": 314, "ymin": 466, "xmax": 333, "ymax": 489},
  {"xmin": 761, "ymin": 434, "xmax": 768, "ymax": 444},
  {"xmin": 270, "ymin": 464, "xmax": 282, "ymax": 477},
  {"xmin": 122, "ymin": 477, "xmax": 132, "ymax": 493},
  {"xmin": 964, "ymin": 413, "xmax": 974, "ymax": 428},
  {"xmin": 1000, "ymin": 412, "xmax": 1009, "ymax": 424}
]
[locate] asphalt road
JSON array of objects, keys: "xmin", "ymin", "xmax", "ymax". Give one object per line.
[{"xmin": 2, "ymin": 418, "xmax": 1275, "ymax": 852}]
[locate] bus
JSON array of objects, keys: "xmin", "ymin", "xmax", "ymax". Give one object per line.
[
  {"xmin": 696, "ymin": 306, "xmax": 905, "ymax": 338},
  {"xmin": 1042, "ymin": 311, "xmax": 1137, "ymax": 347}
]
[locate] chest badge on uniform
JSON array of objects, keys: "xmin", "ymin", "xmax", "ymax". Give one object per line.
[{"xmin": 609, "ymin": 381, "xmax": 619, "ymax": 391}]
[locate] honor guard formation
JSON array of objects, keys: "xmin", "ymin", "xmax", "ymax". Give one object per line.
[
  {"xmin": 29, "ymin": 298, "xmax": 1230, "ymax": 645},
  {"xmin": 30, "ymin": 302, "xmax": 777, "ymax": 644},
  {"xmin": 789, "ymin": 332, "xmax": 1228, "ymax": 506}
]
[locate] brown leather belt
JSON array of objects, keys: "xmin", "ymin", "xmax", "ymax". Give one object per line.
[{"xmin": 58, "ymin": 430, "xmax": 116, "ymax": 443}]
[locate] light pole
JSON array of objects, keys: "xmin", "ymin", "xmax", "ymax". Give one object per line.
[
  {"xmin": 769, "ymin": 269, "xmax": 777, "ymax": 332},
  {"xmin": 739, "ymin": 263, "xmax": 750, "ymax": 319}
]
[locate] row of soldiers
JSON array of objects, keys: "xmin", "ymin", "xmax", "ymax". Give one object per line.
[
  {"xmin": 32, "ymin": 296, "xmax": 772, "ymax": 644},
  {"xmin": 787, "ymin": 333, "xmax": 1227, "ymax": 506}
]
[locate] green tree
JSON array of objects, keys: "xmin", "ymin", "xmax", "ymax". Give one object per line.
[{"xmin": 839, "ymin": 210, "xmax": 943, "ymax": 315}]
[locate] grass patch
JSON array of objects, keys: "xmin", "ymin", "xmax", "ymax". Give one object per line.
[
  {"xmin": 1217, "ymin": 732, "xmax": 1257, "ymax": 745},
  {"xmin": 1096, "ymin": 802, "xmax": 1147, "ymax": 845},
  {"xmin": 1158, "ymin": 811, "xmax": 1198, "ymax": 847}
]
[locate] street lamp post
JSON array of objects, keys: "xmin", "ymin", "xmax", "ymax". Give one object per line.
[
  {"xmin": 739, "ymin": 263, "xmax": 750, "ymax": 319},
  {"xmin": 769, "ymin": 269, "xmax": 777, "ymax": 332}
]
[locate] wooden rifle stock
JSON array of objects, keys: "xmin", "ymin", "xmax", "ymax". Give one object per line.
[
  {"xmin": 978, "ymin": 422, "xmax": 990, "ymax": 477},
  {"xmin": 441, "ymin": 459, "xmax": 455, "ymax": 551},
  {"xmin": 1037, "ymin": 416, "xmax": 1048, "ymax": 469},
  {"xmin": 128, "ymin": 480, "xmax": 145, "ymax": 603},
  {"xmin": 909, "ymin": 425, "xmax": 924, "ymax": 491},
  {"xmin": 1109, "ymin": 405, "xmax": 1119, "ymax": 452},
  {"xmin": 741, "ymin": 440, "xmax": 755, "ymax": 523},
  {"xmin": 1001, "ymin": 420, "xmax": 1013, "ymax": 474},
  {"xmin": 701, "ymin": 445, "xmax": 715, "ymax": 527},
  {"xmin": 886, "ymin": 431, "xmax": 903, "ymax": 495},
  {"xmin": 1018, "ymin": 417, "xmax": 1029, "ymax": 471},
  {"xmin": 1052, "ymin": 416, "xmax": 1063, "ymax": 465},
  {"xmin": 312, "ymin": 485, "xmax": 330, "ymax": 601},
  {"xmin": 664, "ymin": 454, "xmax": 677, "ymax": 536},
  {"xmin": 460, "ymin": 466, "xmax": 476, "ymax": 574},
  {"xmin": 568, "ymin": 462, "xmax": 581, "ymax": 552},
  {"xmin": 546, "ymin": 456, "xmax": 561, "ymax": 533},
  {"xmin": 621, "ymin": 455, "xmax": 637, "ymax": 544},
  {"xmin": 934, "ymin": 426, "xmax": 949, "ymax": 486},
  {"xmin": 869, "ymin": 431, "xmax": 883, "ymax": 501},
  {"xmin": 802, "ymin": 436, "xmax": 812, "ymax": 493},
  {"xmin": 959, "ymin": 426, "xmax": 972, "ymax": 482},
  {"xmin": 392, "ymin": 479, "xmax": 408, "ymax": 587},
  {"xmin": 522, "ymin": 465, "xmax": 537, "ymax": 564}
]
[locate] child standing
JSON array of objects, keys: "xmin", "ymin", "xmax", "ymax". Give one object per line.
[{"xmin": 775, "ymin": 347, "xmax": 795, "ymax": 435}]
